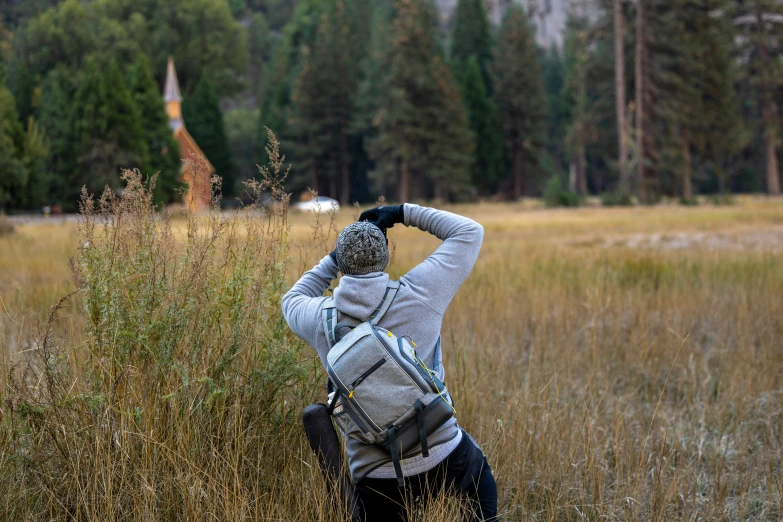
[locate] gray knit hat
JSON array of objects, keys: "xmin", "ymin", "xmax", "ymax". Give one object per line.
[{"xmin": 335, "ymin": 221, "xmax": 389, "ymax": 275}]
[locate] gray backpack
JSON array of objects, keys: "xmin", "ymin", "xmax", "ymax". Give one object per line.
[{"xmin": 322, "ymin": 280, "xmax": 455, "ymax": 485}]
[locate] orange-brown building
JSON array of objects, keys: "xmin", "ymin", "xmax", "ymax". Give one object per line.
[{"xmin": 164, "ymin": 57, "xmax": 214, "ymax": 210}]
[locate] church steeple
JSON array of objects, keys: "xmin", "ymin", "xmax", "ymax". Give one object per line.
[{"xmin": 164, "ymin": 56, "xmax": 183, "ymax": 131}]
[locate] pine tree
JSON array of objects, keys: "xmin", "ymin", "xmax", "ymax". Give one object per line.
[
  {"xmin": 562, "ymin": 15, "xmax": 591, "ymax": 196},
  {"xmin": 494, "ymin": 5, "xmax": 547, "ymax": 199},
  {"xmin": 697, "ymin": 0, "xmax": 746, "ymax": 194},
  {"xmin": 455, "ymin": 55, "xmax": 505, "ymax": 194},
  {"xmin": 359, "ymin": 0, "xmax": 473, "ymax": 201},
  {"xmin": 182, "ymin": 74, "xmax": 234, "ymax": 197},
  {"xmin": 0, "ymin": 82, "xmax": 48, "ymax": 211},
  {"xmin": 733, "ymin": 0, "xmax": 783, "ymax": 195},
  {"xmin": 248, "ymin": 12, "xmax": 270, "ymax": 95},
  {"xmin": 613, "ymin": 0, "xmax": 629, "ymax": 192},
  {"xmin": 0, "ymin": 83, "xmax": 25, "ymax": 211},
  {"xmin": 9, "ymin": 62, "xmax": 34, "ymax": 125},
  {"xmin": 126, "ymin": 54, "xmax": 183, "ymax": 204},
  {"xmin": 69, "ymin": 61, "xmax": 148, "ymax": 207},
  {"xmin": 450, "ymin": 0, "xmax": 493, "ymax": 89},
  {"xmin": 255, "ymin": 0, "xmax": 325, "ymax": 170},
  {"xmin": 37, "ymin": 67, "xmax": 75, "ymax": 206},
  {"xmin": 287, "ymin": 0, "xmax": 366, "ymax": 204}
]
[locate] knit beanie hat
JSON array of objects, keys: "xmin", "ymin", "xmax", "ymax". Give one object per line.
[{"xmin": 335, "ymin": 221, "xmax": 389, "ymax": 275}]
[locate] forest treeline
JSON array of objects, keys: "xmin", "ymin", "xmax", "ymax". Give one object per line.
[{"xmin": 0, "ymin": 0, "xmax": 781, "ymax": 211}]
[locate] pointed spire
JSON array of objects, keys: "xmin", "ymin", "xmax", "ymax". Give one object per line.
[{"xmin": 164, "ymin": 56, "xmax": 182, "ymax": 102}]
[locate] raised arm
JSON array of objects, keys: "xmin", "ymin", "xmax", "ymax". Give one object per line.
[
  {"xmin": 400, "ymin": 204, "xmax": 484, "ymax": 315},
  {"xmin": 281, "ymin": 255, "xmax": 338, "ymax": 346}
]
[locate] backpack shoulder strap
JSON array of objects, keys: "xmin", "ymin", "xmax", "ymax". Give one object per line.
[
  {"xmin": 321, "ymin": 297, "xmax": 338, "ymax": 348},
  {"xmin": 322, "ymin": 280, "xmax": 400, "ymax": 347},
  {"xmin": 369, "ymin": 280, "xmax": 401, "ymax": 326}
]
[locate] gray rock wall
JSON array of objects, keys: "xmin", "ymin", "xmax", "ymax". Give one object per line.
[{"xmin": 436, "ymin": 0, "xmax": 571, "ymax": 49}]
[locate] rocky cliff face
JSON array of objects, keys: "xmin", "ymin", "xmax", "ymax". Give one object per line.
[{"xmin": 435, "ymin": 0, "xmax": 570, "ymax": 49}]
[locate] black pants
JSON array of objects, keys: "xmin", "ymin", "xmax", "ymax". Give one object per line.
[{"xmin": 355, "ymin": 431, "xmax": 497, "ymax": 521}]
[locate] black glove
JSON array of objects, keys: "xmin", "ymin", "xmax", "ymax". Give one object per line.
[
  {"xmin": 358, "ymin": 204, "xmax": 405, "ymax": 233},
  {"xmin": 328, "ymin": 249, "xmax": 338, "ymax": 266}
]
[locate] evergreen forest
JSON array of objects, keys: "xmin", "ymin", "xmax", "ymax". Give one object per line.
[{"xmin": 0, "ymin": 0, "xmax": 782, "ymax": 211}]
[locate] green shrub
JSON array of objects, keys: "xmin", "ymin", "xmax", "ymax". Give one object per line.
[
  {"xmin": 543, "ymin": 175, "xmax": 580, "ymax": 208},
  {"xmin": 2, "ymin": 131, "xmax": 327, "ymax": 519},
  {"xmin": 601, "ymin": 190, "xmax": 634, "ymax": 207},
  {"xmin": 708, "ymin": 193, "xmax": 736, "ymax": 206},
  {"xmin": 679, "ymin": 196, "xmax": 699, "ymax": 206}
]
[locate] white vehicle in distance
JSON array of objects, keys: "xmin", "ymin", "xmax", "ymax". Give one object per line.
[{"xmin": 293, "ymin": 196, "xmax": 340, "ymax": 213}]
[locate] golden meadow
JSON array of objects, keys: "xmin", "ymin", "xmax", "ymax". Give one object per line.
[{"xmin": 1, "ymin": 151, "xmax": 782, "ymax": 520}]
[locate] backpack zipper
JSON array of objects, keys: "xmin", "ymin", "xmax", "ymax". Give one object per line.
[
  {"xmin": 371, "ymin": 327, "xmax": 428, "ymax": 393},
  {"xmin": 327, "ymin": 365, "xmax": 381, "ymax": 433},
  {"xmin": 351, "ymin": 357, "xmax": 387, "ymax": 388}
]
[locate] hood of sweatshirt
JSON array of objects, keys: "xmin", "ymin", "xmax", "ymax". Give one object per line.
[{"xmin": 332, "ymin": 271, "xmax": 390, "ymax": 321}]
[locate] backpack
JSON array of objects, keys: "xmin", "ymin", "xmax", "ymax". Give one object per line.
[{"xmin": 322, "ymin": 280, "xmax": 455, "ymax": 485}]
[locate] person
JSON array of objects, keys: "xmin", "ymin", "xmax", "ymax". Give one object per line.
[{"xmin": 282, "ymin": 203, "xmax": 497, "ymax": 521}]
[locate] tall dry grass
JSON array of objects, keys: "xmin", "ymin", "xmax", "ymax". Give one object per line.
[{"xmin": 1, "ymin": 138, "xmax": 782, "ymax": 519}]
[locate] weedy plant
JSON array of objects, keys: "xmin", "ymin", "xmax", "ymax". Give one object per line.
[{"xmin": 0, "ymin": 131, "xmax": 353, "ymax": 520}]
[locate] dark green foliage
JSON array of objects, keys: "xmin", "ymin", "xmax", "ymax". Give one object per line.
[
  {"xmin": 358, "ymin": 0, "xmax": 473, "ymax": 202},
  {"xmin": 731, "ymin": 0, "xmax": 783, "ymax": 194},
  {"xmin": 225, "ymin": 107, "xmax": 260, "ymax": 193},
  {"xmin": 0, "ymin": 82, "xmax": 48, "ymax": 211},
  {"xmin": 542, "ymin": 46, "xmax": 569, "ymax": 177},
  {"xmin": 600, "ymin": 190, "xmax": 633, "ymax": 207},
  {"xmin": 267, "ymin": 0, "xmax": 299, "ymax": 30},
  {"xmin": 17, "ymin": 0, "xmax": 248, "ymax": 97},
  {"xmin": 9, "ymin": 62, "xmax": 33, "ymax": 125},
  {"xmin": 69, "ymin": 61, "xmax": 149, "ymax": 206},
  {"xmin": 455, "ymin": 56, "xmax": 505, "ymax": 195},
  {"xmin": 543, "ymin": 175, "xmax": 580, "ymax": 207},
  {"xmin": 0, "ymin": 0, "xmax": 779, "ymax": 210},
  {"xmin": 36, "ymin": 68, "xmax": 74, "ymax": 205},
  {"xmin": 287, "ymin": 0, "xmax": 368, "ymax": 203},
  {"xmin": 450, "ymin": 0, "xmax": 493, "ymax": 89},
  {"xmin": 248, "ymin": 12, "xmax": 271, "ymax": 95},
  {"xmin": 256, "ymin": 44, "xmax": 292, "ymax": 162},
  {"xmin": 183, "ymin": 74, "xmax": 235, "ymax": 198},
  {"xmin": 228, "ymin": 0, "xmax": 245, "ymax": 17},
  {"xmin": 255, "ymin": 0, "xmax": 325, "ymax": 167},
  {"xmin": 494, "ymin": 5, "xmax": 547, "ymax": 199},
  {"xmin": 126, "ymin": 54, "xmax": 183, "ymax": 205},
  {"xmin": 0, "ymin": 83, "xmax": 25, "ymax": 210},
  {"xmin": 650, "ymin": 0, "xmax": 745, "ymax": 198}
]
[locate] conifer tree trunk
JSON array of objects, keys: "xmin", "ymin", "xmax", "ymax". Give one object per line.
[
  {"xmin": 399, "ymin": 156, "xmax": 410, "ymax": 202},
  {"xmin": 615, "ymin": 0, "xmax": 629, "ymax": 191},
  {"xmin": 308, "ymin": 133, "xmax": 319, "ymax": 194},
  {"xmin": 513, "ymin": 147, "xmax": 522, "ymax": 199},
  {"xmin": 756, "ymin": 7, "xmax": 781, "ymax": 195},
  {"xmin": 635, "ymin": 0, "xmax": 644, "ymax": 197},
  {"xmin": 578, "ymin": 143, "xmax": 587, "ymax": 196},
  {"xmin": 329, "ymin": 172, "xmax": 337, "ymax": 201},
  {"xmin": 681, "ymin": 127, "xmax": 692, "ymax": 200},
  {"xmin": 765, "ymin": 126, "xmax": 781, "ymax": 195},
  {"xmin": 577, "ymin": 67, "xmax": 587, "ymax": 196},
  {"xmin": 569, "ymin": 161, "xmax": 577, "ymax": 193},
  {"xmin": 635, "ymin": 0, "xmax": 657, "ymax": 203},
  {"xmin": 340, "ymin": 134, "xmax": 350, "ymax": 205}
]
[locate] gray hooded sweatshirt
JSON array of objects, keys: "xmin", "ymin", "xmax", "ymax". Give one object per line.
[{"xmin": 281, "ymin": 204, "xmax": 484, "ymax": 481}]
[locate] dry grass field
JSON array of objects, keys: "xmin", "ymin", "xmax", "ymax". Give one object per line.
[{"xmin": 1, "ymin": 172, "xmax": 782, "ymax": 520}]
